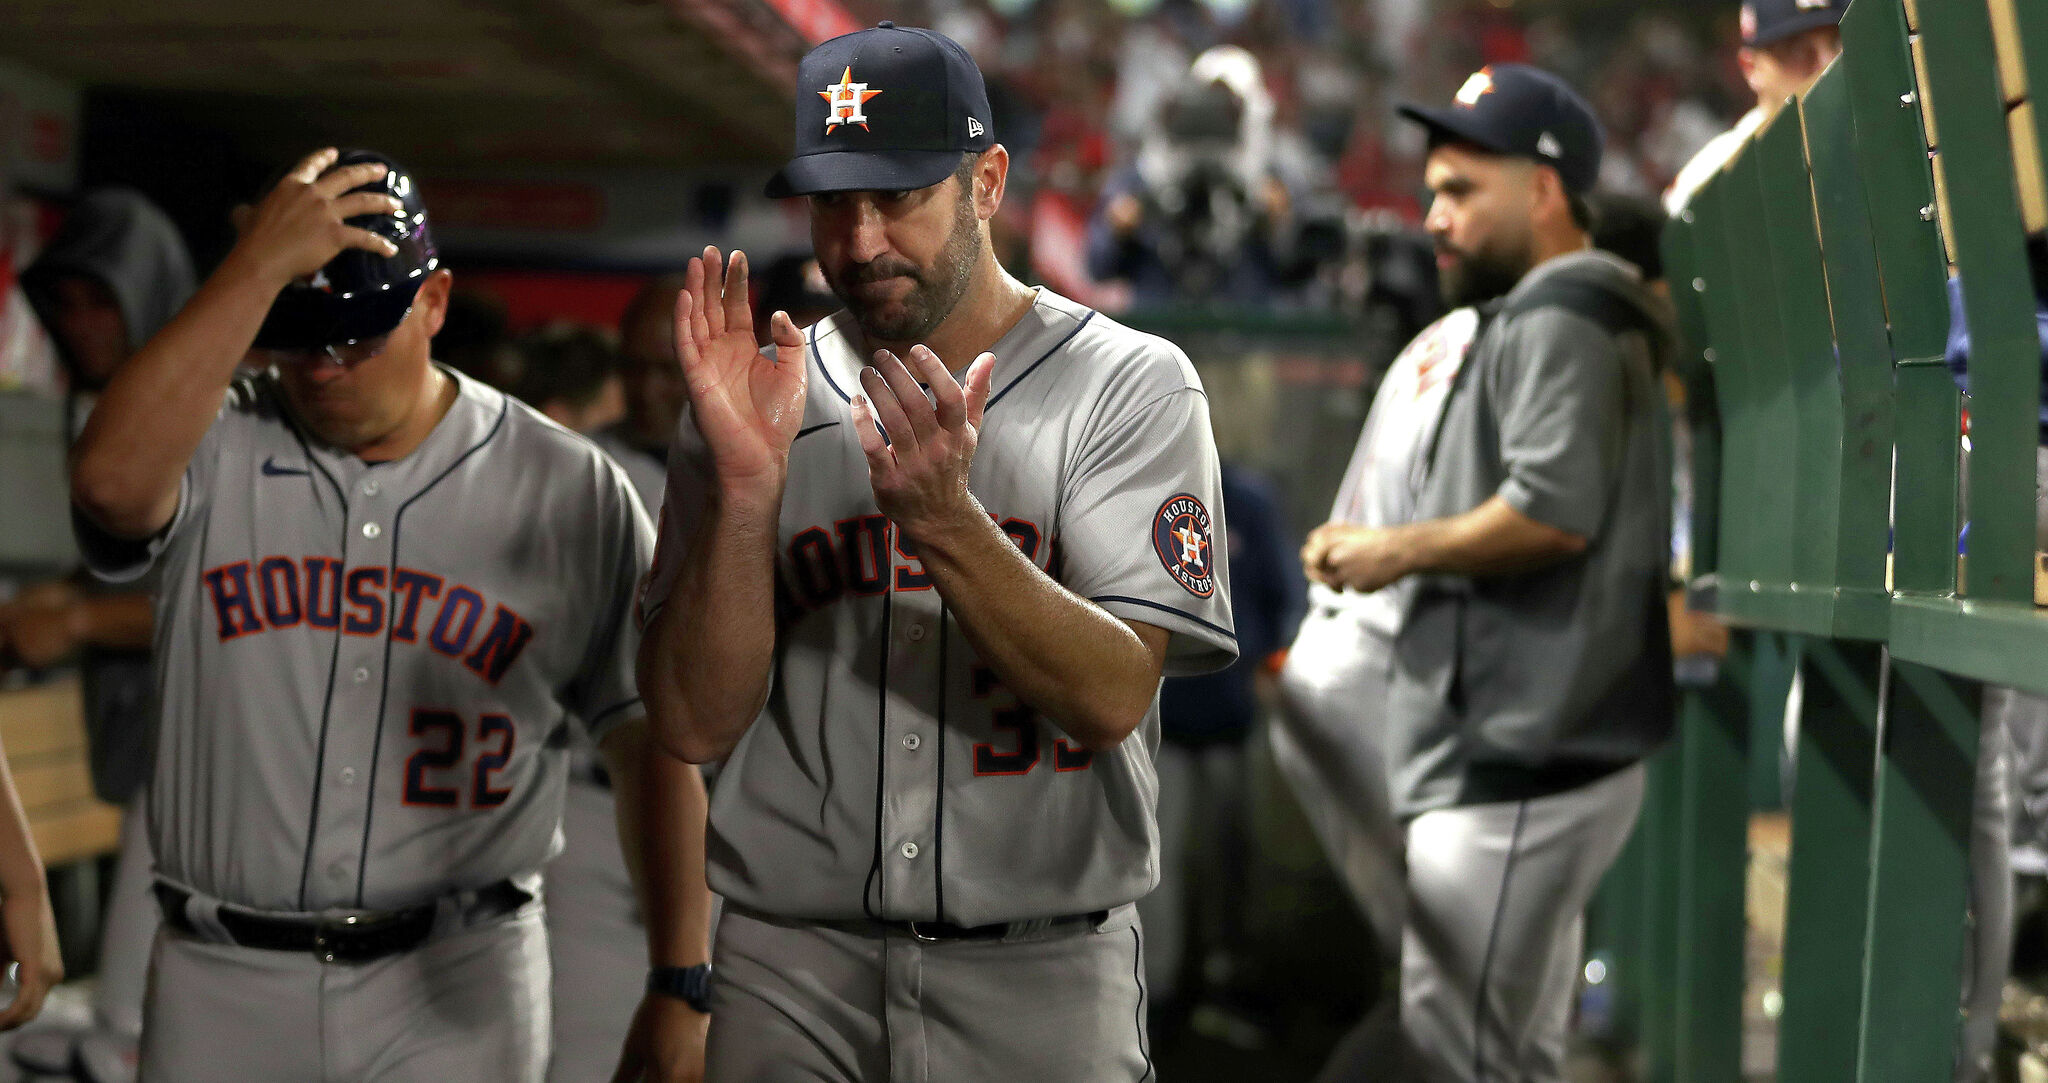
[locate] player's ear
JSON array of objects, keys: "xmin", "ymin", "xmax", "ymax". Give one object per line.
[
  {"xmin": 1530, "ymin": 163, "xmax": 1569, "ymax": 230},
  {"xmin": 975, "ymin": 146, "xmax": 1009, "ymax": 222},
  {"xmin": 416, "ymin": 268, "xmax": 455, "ymax": 340}
]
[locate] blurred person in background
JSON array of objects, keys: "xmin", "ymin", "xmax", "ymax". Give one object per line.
[
  {"xmin": 544, "ymin": 277, "xmax": 703, "ymax": 1083},
  {"xmin": 1086, "ymin": 46, "xmax": 1300, "ymax": 304},
  {"xmin": 1139, "ymin": 456, "xmax": 1303, "ymax": 1051},
  {"xmin": 512, "ymin": 321, "xmax": 625, "ymax": 435},
  {"xmin": 5, "ymin": 187, "xmax": 198, "ymax": 1083},
  {"xmin": 1665, "ymin": 0, "xmax": 1847, "ymax": 214},
  {"xmin": 1275, "ymin": 295, "xmax": 1486, "ymax": 1082},
  {"xmin": 434, "ymin": 289, "xmax": 520, "ymax": 392},
  {"xmin": 1307, "ymin": 65, "xmax": 1675, "ymax": 1081}
]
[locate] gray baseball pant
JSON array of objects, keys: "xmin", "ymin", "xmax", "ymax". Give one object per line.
[
  {"xmin": 1400, "ymin": 762, "xmax": 1644, "ymax": 1083},
  {"xmin": 1271, "ymin": 606, "xmax": 1406, "ymax": 956},
  {"xmin": 140, "ymin": 901, "xmax": 550, "ymax": 1082},
  {"xmin": 705, "ymin": 903, "xmax": 1150, "ymax": 1083}
]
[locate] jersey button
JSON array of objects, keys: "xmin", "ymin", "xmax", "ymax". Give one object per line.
[
  {"xmin": 362, "ymin": 522, "xmax": 382, "ymax": 539},
  {"xmin": 339, "ymin": 767, "xmax": 357, "ymax": 785},
  {"xmin": 352, "ymin": 667, "xmax": 370, "ymax": 684},
  {"xmin": 900, "ymin": 841, "xmax": 919, "ymax": 860},
  {"xmin": 902, "ymin": 733, "xmax": 921, "ymax": 751},
  {"xmin": 362, "ymin": 480, "xmax": 380, "ymax": 497},
  {"xmin": 906, "ymin": 624, "xmax": 925, "ymax": 642},
  {"xmin": 327, "ymin": 861, "xmax": 349, "ymax": 881}
]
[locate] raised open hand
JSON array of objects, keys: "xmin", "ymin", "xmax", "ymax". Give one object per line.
[
  {"xmin": 674, "ymin": 246, "xmax": 808, "ymax": 490},
  {"xmin": 231, "ymin": 148, "xmax": 404, "ymax": 288},
  {"xmin": 850, "ymin": 344, "xmax": 998, "ymax": 540}
]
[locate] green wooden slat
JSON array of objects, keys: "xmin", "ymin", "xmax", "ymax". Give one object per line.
[
  {"xmin": 1724, "ymin": 140, "xmax": 1803, "ymax": 600},
  {"xmin": 1672, "ymin": 677, "xmax": 1748, "ymax": 1083},
  {"xmin": 1692, "ymin": 176, "xmax": 1763, "ymax": 599},
  {"xmin": 1638, "ymin": 745, "xmax": 1687, "ymax": 1082},
  {"xmin": 1856, "ymin": 657, "xmax": 1980, "ymax": 1083},
  {"xmin": 1888, "ymin": 594, "xmax": 2048, "ymax": 697},
  {"xmin": 1837, "ymin": 0, "xmax": 1951, "ymax": 360},
  {"xmin": 1662, "ymin": 220, "xmax": 1724, "ymax": 583},
  {"xmin": 1747, "ymin": 632, "xmax": 1799, "ymax": 811},
  {"xmin": 1801, "ymin": 65, "xmax": 1897, "ymax": 639},
  {"xmin": 1758, "ymin": 106, "xmax": 1847, "ymax": 597},
  {"xmin": 1918, "ymin": 0, "xmax": 2038, "ymax": 606},
  {"xmin": 1836, "ymin": 0, "xmax": 1957, "ymax": 598},
  {"xmin": 1775, "ymin": 637, "xmax": 1881, "ymax": 1083}
]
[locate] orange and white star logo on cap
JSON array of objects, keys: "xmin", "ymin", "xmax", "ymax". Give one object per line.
[
  {"xmin": 820, "ymin": 66, "xmax": 882, "ymax": 133},
  {"xmin": 1455, "ymin": 68, "xmax": 1496, "ymax": 108}
]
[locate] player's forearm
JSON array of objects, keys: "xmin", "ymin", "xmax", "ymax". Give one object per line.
[
  {"xmin": 603, "ymin": 721, "xmax": 713, "ymax": 968},
  {"xmin": 913, "ymin": 505, "xmax": 1163, "ymax": 752},
  {"xmin": 75, "ymin": 594, "xmax": 155, "ymax": 651},
  {"xmin": 637, "ymin": 487, "xmax": 782, "ymax": 764},
  {"xmin": 0, "ymin": 750, "xmax": 46, "ymax": 903},
  {"xmin": 1400, "ymin": 495, "xmax": 1588, "ymax": 578},
  {"xmin": 72, "ymin": 252, "xmax": 287, "ymax": 539}
]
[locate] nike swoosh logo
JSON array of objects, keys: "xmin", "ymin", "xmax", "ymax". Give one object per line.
[{"xmin": 261, "ymin": 457, "xmax": 310, "ymax": 477}]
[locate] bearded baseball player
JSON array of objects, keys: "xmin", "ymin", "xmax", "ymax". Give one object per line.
[
  {"xmin": 66, "ymin": 148, "xmax": 712, "ymax": 1083},
  {"xmin": 631, "ymin": 22, "xmax": 1237, "ymax": 1082},
  {"xmin": 1303, "ymin": 67, "xmax": 1675, "ymax": 1081}
]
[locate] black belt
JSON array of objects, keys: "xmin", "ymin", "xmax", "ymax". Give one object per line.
[
  {"xmin": 874, "ymin": 909, "xmax": 1110, "ymax": 942},
  {"xmin": 153, "ymin": 880, "xmax": 529, "ymax": 963}
]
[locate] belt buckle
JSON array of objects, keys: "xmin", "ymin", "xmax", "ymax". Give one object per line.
[{"xmin": 311, "ymin": 913, "xmax": 365, "ymax": 964}]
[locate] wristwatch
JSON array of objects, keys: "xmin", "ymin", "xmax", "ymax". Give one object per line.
[{"xmin": 647, "ymin": 964, "xmax": 714, "ymax": 1014}]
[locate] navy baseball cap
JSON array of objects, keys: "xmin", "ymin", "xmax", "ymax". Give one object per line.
[
  {"xmin": 1398, "ymin": 64, "xmax": 1604, "ymax": 196},
  {"xmin": 1742, "ymin": 0, "xmax": 1848, "ymax": 47},
  {"xmin": 765, "ymin": 22, "xmax": 996, "ymax": 199}
]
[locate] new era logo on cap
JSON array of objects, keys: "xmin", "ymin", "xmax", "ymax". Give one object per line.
[
  {"xmin": 968, "ymin": 117, "xmax": 984, "ymax": 138},
  {"xmin": 1536, "ymin": 132, "xmax": 1563, "ymax": 159}
]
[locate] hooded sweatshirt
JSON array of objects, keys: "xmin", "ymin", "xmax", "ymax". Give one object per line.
[
  {"xmin": 23, "ymin": 187, "xmax": 196, "ymax": 392},
  {"xmin": 1385, "ymin": 248, "xmax": 1676, "ymax": 818},
  {"xmin": 20, "ymin": 188, "xmax": 194, "ymax": 805}
]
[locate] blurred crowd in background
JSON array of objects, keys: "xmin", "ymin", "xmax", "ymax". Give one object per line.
[
  {"xmin": 828, "ymin": 0, "xmax": 1744, "ymax": 312},
  {"xmin": 1, "ymin": 0, "xmax": 1754, "ymax": 401}
]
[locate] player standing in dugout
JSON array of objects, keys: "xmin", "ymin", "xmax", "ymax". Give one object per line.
[
  {"xmin": 1303, "ymin": 65, "xmax": 1677, "ymax": 1081},
  {"xmin": 632, "ymin": 22, "xmax": 1239, "ymax": 1082},
  {"xmin": 65, "ymin": 149, "xmax": 713, "ymax": 1082}
]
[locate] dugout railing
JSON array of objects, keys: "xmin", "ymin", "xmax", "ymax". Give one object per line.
[{"xmin": 1609, "ymin": 0, "xmax": 2048, "ymax": 1079}]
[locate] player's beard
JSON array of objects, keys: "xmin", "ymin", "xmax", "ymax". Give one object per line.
[
  {"xmin": 832, "ymin": 190, "xmax": 980, "ymax": 345},
  {"xmin": 1436, "ymin": 230, "xmax": 1533, "ymax": 309}
]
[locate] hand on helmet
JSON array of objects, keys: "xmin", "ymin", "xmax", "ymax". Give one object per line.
[{"xmin": 231, "ymin": 148, "xmax": 405, "ymax": 290}]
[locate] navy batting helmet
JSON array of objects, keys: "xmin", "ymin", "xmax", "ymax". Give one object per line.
[{"xmin": 252, "ymin": 149, "xmax": 439, "ymax": 351}]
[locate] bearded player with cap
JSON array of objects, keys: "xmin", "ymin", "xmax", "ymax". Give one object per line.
[
  {"xmin": 67, "ymin": 148, "xmax": 712, "ymax": 1083},
  {"xmin": 1301, "ymin": 66, "xmax": 1676, "ymax": 1081},
  {"xmin": 630, "ymin": 22, "xmax": 1237, "ymax": 1083}
]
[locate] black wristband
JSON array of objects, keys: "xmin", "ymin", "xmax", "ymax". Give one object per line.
[{"xmin": 647, "ymin": 964, "xmax": 713, "ymax": 1013}]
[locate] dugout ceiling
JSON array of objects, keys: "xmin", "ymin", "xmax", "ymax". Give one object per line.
[{"xmin": 0, "ymin": 0, "xmax": 810, "ymax": 172}]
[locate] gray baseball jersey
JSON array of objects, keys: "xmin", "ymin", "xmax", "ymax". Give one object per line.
[
  {"xmin": 641, "ymin": 288, "xmax": 1238, "ymax": 927},
  {"xmin": 77, "ymin": 366, "xmax": 652, "ymax": 913}
]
